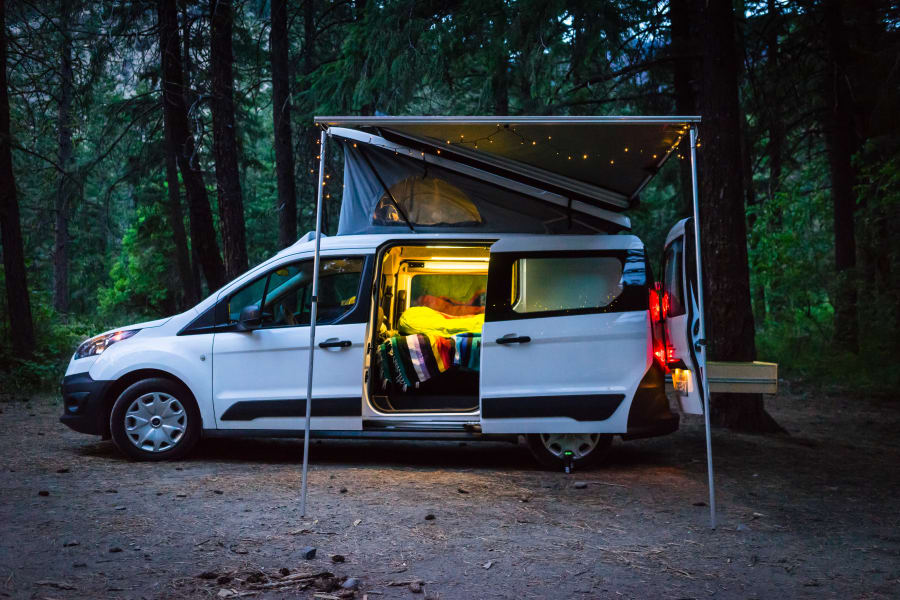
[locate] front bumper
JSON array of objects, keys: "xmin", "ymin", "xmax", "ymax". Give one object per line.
[{"xmin": 59, "ymin": 372, "xmax": 113, "ymax": 436}]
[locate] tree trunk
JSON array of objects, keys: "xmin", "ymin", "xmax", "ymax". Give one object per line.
[
  {"xmin": 158, "ymin": 0, "xmax": 225, "ymax": 292},
  {"xmin": 695, "ymin": 2, "xmax": 782, "ymax": 433},
  {"xmin": 822, "ymin": 0, "xmax": 859, "ymax": 353},
  {"xmin": 0, "ymin": 0, "xmax": 36, "ymax": 355},
  {"xmin": 163, "ymin": 125, "xmax": 197, "ymax": 308},
  {"xmin": 210, "ymin": 0, "xmax": 248, "ymax": 280},
  {"xmin": 295, "ymin": 0, "xmax": 317, "ymax": 234},
  {"xmin": 270, "ymin": 0, "xmax": 296, "ymax": 249},
  {"xmin": 765, "ymin": 0, "xmax": 784, "ymax": 203},
  {"xmin": 670, "ymin": 0, "xmax": 698, "ymax": 217},
  {"xmin": 490, "ymin": 1, "xmax": 509, "ymax": 115},
  {"xmin": 53, "ymin": 0, "xmax": 75, "ymax": 314}
]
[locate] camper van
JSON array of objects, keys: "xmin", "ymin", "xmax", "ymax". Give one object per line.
[{"xmin": 60, "ymin": 117, "xmax": 771, "ymax": 469}]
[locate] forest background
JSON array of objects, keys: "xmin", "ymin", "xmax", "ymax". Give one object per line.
[{"xmin": 1, "ymin": 0, "xmax": 898, "ymax": 431}]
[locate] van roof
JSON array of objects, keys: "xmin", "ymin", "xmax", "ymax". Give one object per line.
[{"xmin": 276, "ymin": 232, "xmax": 645, "ymax": 258}]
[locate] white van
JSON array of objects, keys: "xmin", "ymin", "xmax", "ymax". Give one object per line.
[{"xmin": 60, "ymin": 224, "xmax": 707, "ymax": 468}]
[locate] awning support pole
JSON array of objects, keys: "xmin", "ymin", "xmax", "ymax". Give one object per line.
[
  {"xmin": 689, "ymin": 125, "xmax": 716, "ymax": 530},
  {"xmin": 300, "ymin": 128, "xmax": 328, "ymax": 517}
]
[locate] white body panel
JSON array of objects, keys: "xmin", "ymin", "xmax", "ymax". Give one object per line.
[
  {"xmin": 212, "ymin": 322, "xmax": 365, "ymax": 431},
  {"xmin": 82, "ymin": 310, "xmax": 217, "ymax": 429},
  {"xmin": 480, "ymin": 312, "xmax": 652, "ymax": 433}
]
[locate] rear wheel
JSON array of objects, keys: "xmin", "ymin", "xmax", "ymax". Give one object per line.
[
  {"xmin": 526, "ymin": 433, "xmax": 612, "ymax": 470},
  {"xmin": 109, "ymin": 378, "xmax": 200, "ymax": 461}
]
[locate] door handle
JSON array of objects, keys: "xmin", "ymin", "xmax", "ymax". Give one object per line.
[
  {"xmin": 319, "ymin": 339, "xmax": 352, "ymax": 348},
  {"xmin": 495, "ymin": 335, "xmax": 531, "ymax": 345}
]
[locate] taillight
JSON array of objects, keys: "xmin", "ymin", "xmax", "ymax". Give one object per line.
[{"xmin": 649, "ymin": 283, "xmax": 672, "ymax": 373}]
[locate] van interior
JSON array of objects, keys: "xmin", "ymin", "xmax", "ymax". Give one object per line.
[{"xmin": 367, "ymin": 243, "xmax": 491, "ymax": 414}]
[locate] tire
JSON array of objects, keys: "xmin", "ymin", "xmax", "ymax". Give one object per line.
[
  {"xmin": 109, "ymin": 378, "xmax": 201, "ymax": 461},
  {"xmin": 526, "ymin": 433, "xmax": 613, "ymax": 470}
]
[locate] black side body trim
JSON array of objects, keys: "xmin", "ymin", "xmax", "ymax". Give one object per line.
[
  {"xmin": 481, "ymin": 394, "xmax": 624, "ymax": 421},
  {"xmin": 59, "ymin": 372, "xmax": 114, "ymax": 435},
  {"xmin": 220, "ymin": 398, "xmax": 362, "ymax": 421},
  {"xmin": 202, "ymin": 428, "xmax": 518, "ymax": 442}
]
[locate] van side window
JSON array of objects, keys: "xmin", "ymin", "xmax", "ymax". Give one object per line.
[
  {"xmin": 485, "ymin": 249, "xmax": 648, "ymax": 321},
  {"xmin": 511, "ymin": 256, "xmax": 624, "ymax": 313},
  {"xmin": 224, "ymin": 257, "xmax": 365, "ymax": 328},
  {"xmin": 663, "ymin": 240, "xmax": 687, "ymax": 317}
]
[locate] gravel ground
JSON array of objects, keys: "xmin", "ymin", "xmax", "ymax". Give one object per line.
[{"xmin": 1, "ymin": 383, "xmax": 899, "ymax": 599}]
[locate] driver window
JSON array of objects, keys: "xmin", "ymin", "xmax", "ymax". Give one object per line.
[
  {"xmin": 227, "ymin": 275, "xmax": 267, "ymax": 323},
  {"xmin": 225, "ymin": 257, "xmax": 365, "ymax": 329}
]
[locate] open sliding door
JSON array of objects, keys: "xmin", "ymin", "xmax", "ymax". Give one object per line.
[{"xmin": 479, "ymin": 236, "xmax": 652, "ymax": 434}]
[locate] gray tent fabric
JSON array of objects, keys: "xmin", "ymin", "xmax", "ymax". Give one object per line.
[{"xmin": 337, "ymin": 142, "xmax": 620, "ymax": 235}]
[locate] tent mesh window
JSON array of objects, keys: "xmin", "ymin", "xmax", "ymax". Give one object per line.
[{"xmin": 373, "ymin": 176, "xmax": 483, "ymax": 226}]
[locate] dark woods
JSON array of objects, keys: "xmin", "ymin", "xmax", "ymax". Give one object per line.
[{"xmin": 1, "ymin": 1, "xmax": 898, "ymax": 427}]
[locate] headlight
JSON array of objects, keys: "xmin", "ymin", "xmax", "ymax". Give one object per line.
[{"xmin": 74, "ymin": 329, "xmax": 141, "ymax": 360}]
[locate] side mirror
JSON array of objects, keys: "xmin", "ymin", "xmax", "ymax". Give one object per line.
[{"xmin": 236, "ymin": 304, "xmax": 261, "ymax": 331}]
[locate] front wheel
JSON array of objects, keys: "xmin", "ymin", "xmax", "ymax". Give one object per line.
[
  {"xmin": 526, "ymin": 433, "xmax": 613, "ymax": 470},
  {"xmin": 109, "ymin": 378, "xmax": 201, "ymax": 461}
]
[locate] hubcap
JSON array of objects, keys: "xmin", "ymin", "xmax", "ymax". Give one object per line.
[
  {"xmin": 125, "ymin": 392, "xmax": 187, "ymax": 453},
  {"xmin": 540, "ymin": 433, "xmax": 601, "ymax": 460}
]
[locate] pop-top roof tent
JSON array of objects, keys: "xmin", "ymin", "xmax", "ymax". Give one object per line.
[{"xmin": 299, "ymin": 116, "xmax": 716, "ymax": 528}]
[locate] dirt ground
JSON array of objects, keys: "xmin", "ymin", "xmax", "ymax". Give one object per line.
[{"xmin": 1, "ymin": 383, "xmax": 899, "ymax": 600}]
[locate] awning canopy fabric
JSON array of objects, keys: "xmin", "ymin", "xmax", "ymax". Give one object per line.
[{"xmin": 315, "ymin": 116, "xmax": 700, "ymax": 213}]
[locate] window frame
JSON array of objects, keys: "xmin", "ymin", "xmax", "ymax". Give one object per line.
[
  {"xmin": 485, "ymin": 249, "xmax": 650, "ymax": 322},
  {"xmin": 662, "ymin": 239, "xmax": 687, "ymax": 318}
]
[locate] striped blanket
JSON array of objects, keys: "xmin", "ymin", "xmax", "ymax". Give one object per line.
[{"xmin": 377, "ymin": 332, "xmax": 481, "ymax": 388}]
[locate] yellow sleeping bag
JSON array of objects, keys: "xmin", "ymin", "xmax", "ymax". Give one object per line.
[{"xmin": 398, "ymin": 306, "xmax": 484, "ymax": 337}]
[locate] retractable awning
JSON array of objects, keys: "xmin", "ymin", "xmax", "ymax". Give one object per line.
[
  {"xmin": 314, "ymin": 116, "xmax": 700, "ymax": 212},
  {"xmin": 300, "ymin": 116, "xmax": 717, "ymax": 531}
]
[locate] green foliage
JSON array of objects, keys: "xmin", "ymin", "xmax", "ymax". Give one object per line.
[
  {"xmin": 0, "ymin": 289, "xmax": 105, "ymax": 394},
  {"xmin": 2, "ymin": 0, "xmax": 899, "ymax": 396},
  {"xmin": 98, "ymin": 201, "xmax": 179, "ymax": 320}
]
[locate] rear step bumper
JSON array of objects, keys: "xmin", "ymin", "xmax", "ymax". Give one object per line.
[{"xmin": 665, "ymin": 361, "xmax": 778, "ymax": 395}]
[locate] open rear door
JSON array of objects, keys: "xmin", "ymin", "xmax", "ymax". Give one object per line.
[
  {"xmin": 480, "ymin": 235, "xmax": 652, "ymax": 434},
  {"xmin": 661, "ymin": 218, "xmax": 706, "ymax": 414}
]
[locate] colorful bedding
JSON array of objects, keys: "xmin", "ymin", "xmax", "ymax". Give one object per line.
[
  {"xmin": 377, "ymin": 332, "xmax": 481, "ymax": 388},
  {"xmin": 398, "ymin": 306, "xmax": 484, "ymax": 337}
]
